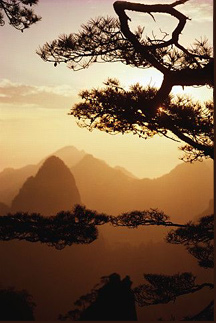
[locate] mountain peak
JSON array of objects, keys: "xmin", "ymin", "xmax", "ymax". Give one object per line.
[
  {"xmin": 54, "ymin": 145, "xmax": 84, "ymax": 154},
  {"xmin": 41, "ymin": 155, "xmax": 65, "ymax": 168},
  {"xmin": 36, "ymin": 156, "xmax": 73, "ymax": 181},
  {"xmin": 11, "ymin": 156, "xmax": 81, "ymax": 216},
  {"xmin": 47, "ymin": 146, "xmax": 86, "ymax": 168}
]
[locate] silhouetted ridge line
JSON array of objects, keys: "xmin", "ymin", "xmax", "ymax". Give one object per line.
[
  {"xmin": 11, "ymin": 156, "xmax": 81, "ymax": 216},
  {"xmin": 0, "ymin": 149, "xmax": 213, "ymax": 224},
  {"xmin": 71, "ymin": 155, "xmax": 213, "ymax": 221},
  {"xmin": 44, "ymin": 145, "xmax": 86, "ymax": 168}
]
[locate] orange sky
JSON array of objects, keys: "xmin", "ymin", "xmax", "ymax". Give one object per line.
[{"xmin": 0, "ymin": 0, "xmax": 213, "ymax": 178}]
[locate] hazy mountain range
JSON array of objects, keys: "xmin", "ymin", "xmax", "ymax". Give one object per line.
[
  {"xmin": 0, "ymin": 146, "xmax": 213, "ymax": 320},
  {"xmin": 0, "ymin": 146, "xmax": 213, "ymax": 223},
  {"xmin": 0, "ymin": 146, "xmax": 85, "ymax": 206}
]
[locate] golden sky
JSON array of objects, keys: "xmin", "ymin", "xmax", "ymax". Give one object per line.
[{"xmin": 0, "ymin": 0, "xmax": 213, "ymax": 178}]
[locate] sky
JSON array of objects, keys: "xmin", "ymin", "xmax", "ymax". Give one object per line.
[{"xmin": 0, "ymin": 0, "xmax": 213, "ymax": 178}]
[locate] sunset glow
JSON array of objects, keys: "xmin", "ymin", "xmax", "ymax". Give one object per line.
[
  {"xmin": 0, "ymin": 1, "xmax": 214, "ymax": 321},
  {"xmin": 0, "ymin": 0, "xmax": 213, "ymax": 178}
]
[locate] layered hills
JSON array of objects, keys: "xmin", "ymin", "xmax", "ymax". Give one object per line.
[
  {"xmin": 0, "ymin": 146, "xmax": 85, "ymax": 206},
  {"xmin": 0, "ymin": 146, "xmax": 213, "ymax": 223},
  {"xmin": 0, "ymin": 146, "xmax": 213, "ymax": 320},
  {"xmin": 0, "ymin": 164, "xmax": 38, "ymax": 205},
  {"xmin": 71, "ymin": 153, "xmax": 213, "ymax": 222}
]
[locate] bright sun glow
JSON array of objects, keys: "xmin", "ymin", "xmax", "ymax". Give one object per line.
[
  {"xmin": 158, "ymin": 107, "xmax": 165, "ymax": 113},
  {"xmin": 0, "ymin": 0, "xmax": 213, "ymax": 179}
]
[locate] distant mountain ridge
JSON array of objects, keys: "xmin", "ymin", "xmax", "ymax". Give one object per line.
[
  {"xmin": 11, "ymin": 156, "xmax": 81, "ymax": 216},
  {"xmin": 71, "ymin": 154, "xmax": 213, "ymax": 222},
  {"xmin": 0, "ymin": 164, "xmax": 38, "ymax": 205},
  {"xmin": 0, "ymin": 146, "xmax": 213, "ymax": 223},
  {"xmin": 0, "ymin": 146, "xmax": 86, "ymax": 206},
  {"xmin": 114, "ymin": 166, "xmax": 138, "ymax": 179},
  {"xmin": 40, "ymin": 146, "xmax": 86, "ymax": 169},
  {"xmin": 0, "ymin": 146, "xmax": 137, "ymax": 206}
]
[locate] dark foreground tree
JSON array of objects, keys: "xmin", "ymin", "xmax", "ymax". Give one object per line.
[
  {"xmin": 56, "ymin": 214, "xmax": 213, "ymax": 320},
  {"xmin": 0, "ymin": 287, "xmax": 35, "ymax": 320},
  {"xmin": 0, "ymin": 208, "xmax": 213, "ymax": 320},
  {"xmin": 59, "ymin": 273, "xmax": 137, "ymax": 321},
  {"xmin": 0, "ymin": 207, "xmax": 213, "ymax": 271},
  {"xmin": 58, "ymin": 271, "xmax": 213, "ymax": 321},
  {"xmin": 0, "ymin": 205, "xmax": 109, "ymax": 249},
  {"xmin": 37, "ymin": 0, "xmax": 214, "ymax": 162},
  {"xmin": 0, "ymin": 206, "xmax": 193, "ymax": 248},
  {"xmin": 167, "ymin": 214, "xmax": 214, "ymax": 269},
  {"xmin": 1, "ymin": 0, "xmax": 212, "ymax": 320},
  {"xmin": 0, "ymin": 0, "xmax": 41, "ymax": 31}
]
